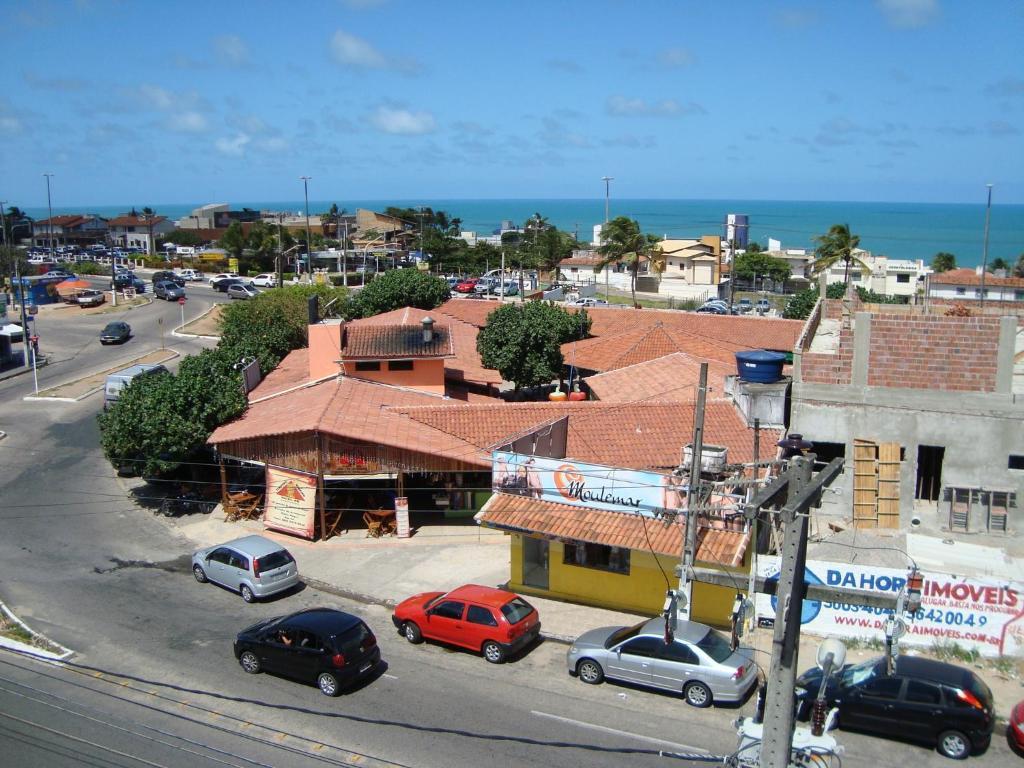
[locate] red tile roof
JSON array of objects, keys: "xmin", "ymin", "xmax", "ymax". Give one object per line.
[
  {"xmin": 248, "ymin": 348, "xmax": 313, "ymax": 400},
  {"xmin": 342, "ymin": 323, "xmax": 454, "ymax": 359},
  {"xmin": 107, "ymin": 215, "xmax": 168, "ymax": 227},
  {"xmin": 34, "ymin": 215, "xmax": 91, "ymax": 228},
  {"xmin": 585, "ymin": 352, "xmax": 735, "ymax": 401},
  {"xmin": 559, "ymin": 255, "xmax": 603, "ymax": 266},
  {"xmin": 563, "ymin": 322, "xmax": 748, "ymax": 372},
  {"xmin": 930, "ymin": 268, "xmax": 1024, "ymax": 288},
  {"xmin": 477, "ymin": 493, "xmax": 749, "ymax": 567}
]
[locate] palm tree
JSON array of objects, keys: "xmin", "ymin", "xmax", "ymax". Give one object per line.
[
  {"xmin": 811, "ymin": 223, "xmax": 868, "ymax": 294},
  {"xmin": 1013, "ymin": 253, "xmax": 1024, "ymax": 279},
  {"xmin": 594, "ymin": 216, "xmax": 653, "ymax": 307}
]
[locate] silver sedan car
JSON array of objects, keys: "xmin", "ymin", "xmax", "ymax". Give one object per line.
[
  {"xmin": 191, "ymin": 535, "xmax": 300, "ymax": 603},
  {"xmin": 566, "ymin": 617, "xmax": 757, "ymax": 707}
]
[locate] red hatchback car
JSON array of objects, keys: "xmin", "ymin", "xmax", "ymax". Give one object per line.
[
  {"xmin": 454, "ymin": 278, "xmax": 478, "ymax": 293},
  {"xmin": 392, "ymin": 584, "xmax": 541, "ymax": 663},
  {"xmin": 1011, "ymin": 699, "xmax": 1024, "ymax": 753}
]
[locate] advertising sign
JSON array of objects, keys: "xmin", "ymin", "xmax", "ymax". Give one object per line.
[
  {"xmin": 755, "ymin": 556, "xmax": 1024, "ymax": 657},
  {"xmin": 229, "ymin": 257, "xmax": 239, "ymax": 274},
  {"xmin": 263, "ymin": 466, "xmax": 318, "ymax": 539},
  {"xmin": 395, "ymin": 496, "xmax": 410, "ymax": 538},
  {"xmin": 491, "ymin": 451, "xmax": 686, "ymax": 518}
]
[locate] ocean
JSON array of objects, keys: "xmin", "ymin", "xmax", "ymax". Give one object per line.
[{"xmin": 20, "ymin": 198, "xmax": 1023, "ymax": 268}]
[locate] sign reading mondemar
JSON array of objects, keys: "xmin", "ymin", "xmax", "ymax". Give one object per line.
[
  {"xmin": 491, "ymin": 451, "xmax": 686, "ymax": 518},
  {"xmin": 263, "ymin": 466, "xmax": 317, "ymax": 539}
]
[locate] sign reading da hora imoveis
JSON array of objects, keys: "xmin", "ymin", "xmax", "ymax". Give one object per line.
[
  {"xmin": 491, "ymin": 451, "xmax": 688, "ymax": 518},
  {"xmin": 263, "ymin": 466, "xmax": 318, "ymax": 539}
]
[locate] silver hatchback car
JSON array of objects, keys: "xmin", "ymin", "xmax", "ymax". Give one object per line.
[
  {"xmin": 192, "ymin": 535, "xmax": 300, "ymax": 603},
  {"xmin": 566, "ymin": 617, "xmax": 757, "ymax": 707}
]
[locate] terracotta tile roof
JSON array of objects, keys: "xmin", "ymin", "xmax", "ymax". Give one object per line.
[
  {"xmin": 247, "ymin": 348, "xmax": 313, "ymax": 400},
  {"xmin": 395, "ymin": 400, "xmax": 776, "ymax": 470},
  {"xmin": 35, "ymin": 215, "xmax": 91, "ymax": 228},
  {"xmin": 342, "ymin": 323, "xmax": 454, "ymax": 359},
  {"xmin": 107, "ymin": 215, "xmax": 168, "ymax": 227},
  {"xmin": 209, "ymin": 375, "xmax": 489, "ymax": 465},
  {"xmin": 477, "ymin": 493, "xmax": 749, "ymax": 567},
  {"xmin": 579, "ymin": 308, "xmax": 803, "ymax": 351},
  {"xmin": 585, "ymin": 352, "xmax": 735, "ymax": 401},
  {"xmin": 563, "ymin": 322, "xmax": 749, "ymax": 372},
  {"xmin": 350, "ymin": 307, "xmax": 502, "ymax": 385},
  {"xmin": 559, "ymin": 255, "xmax": 603, "ymax": 266},
  {"xmin": 436, "ymin": 298, "xmax": 503, "ymax": 328},
  {"xmin": 930, "ymin": 268, "xmax": 1024, "ymax": 288}
]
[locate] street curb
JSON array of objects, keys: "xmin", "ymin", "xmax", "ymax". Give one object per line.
[
  {"xmin": 0, "ymin": 599, "xmax": 74, "ymax": 662},
  {"xmin": 301, "ymin": 576, "xmax": 575, "ymax": 646},
  {"xmin": 24, "ymin": 349, "xmax": 181, "ymax": 403},
  {"xmin": 171, "ymin": 303, "xmax": 220, "ymax": 339}
]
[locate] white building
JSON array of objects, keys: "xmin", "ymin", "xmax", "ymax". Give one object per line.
[
  {"xmin": 926, "ymin": 267, "xmax": 1024, "ymax": 303},
  {"xmin": 822, "ymin": 251, "xmax": 931, "ymax": 298}
]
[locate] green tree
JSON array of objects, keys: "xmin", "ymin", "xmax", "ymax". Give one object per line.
[
  {"xmin": 811, "ymin": 223, "xmax": 867, "ymax": 292},
  {"xmin": 347, "ymin": 269, "xmax": 449, "ymax": 319},
  {"xmin": 931, "ymin": 252, "xmax": 956, "ymax": 273},
  {"xmin": 746, "ymin": 242, "xmax": 764, "ymax": 254},
  {"xmin": 782, "ymin": 282, "xmax": 846, "ymax": 320},
  {"xmin": 732, "ymin": 252, "xmax": 792, "ymax": 284},
  {"xmin": 477, "ymin": 302, "xmax": 589, "ymax": 391},
  {"xmin": 245, "ymin": 221, "xmax": 279, "ymax": 270},
  {"xmin": 161, "ymin": 229, "xmax": 203, "ymax": 248},
  {"xmin": 988, "ymin": 257, "xmax": 1010, "ymax": 273},
  {"xmin": 219, "ymin": 221, "xmax": 246, "ymax": 258},
  {"xmin": 594, "ymin": 216, "xmax": 658, "ymax": 307}
]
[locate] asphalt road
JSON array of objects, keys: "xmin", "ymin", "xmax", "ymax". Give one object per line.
[{"xmin": 0, "ymin": 294, "xmax": 1018, "ymax": 768}]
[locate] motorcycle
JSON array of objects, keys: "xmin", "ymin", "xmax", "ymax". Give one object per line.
[{"xmin": 159, "ymin": 491, "xmax": 213, "ymax": 517}]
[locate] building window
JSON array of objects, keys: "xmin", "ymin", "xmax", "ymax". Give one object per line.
[
  {"xmin": 956, "ymin": 287, "xmax": 966, "ymax": 296},
  {"xmin": 388, "ymin": 360, "xmax": 414, "ymax": 371},
  {"xmin": 852, "ymin": 272, "xmax": 861, "ymax": 281},
  {"xmin": 1015, "ymin": 290, "xmax": 1024, "ymax": 301},
  {"xmin": 1010, "ymin": 455, "xmax": 1024, "ymax": 471},
  {"xmin": 563, "ymin": 542, "xmax": 630, "ymax": 575},
  {"xmin": 896, "ymin": 274, "xmax": 910, "ymax": 283},
  {"xmin": 354, "ymin": 361, "xmax": 380, "ymax": 372}
]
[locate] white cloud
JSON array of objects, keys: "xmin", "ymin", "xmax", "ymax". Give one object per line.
[
  {"xmin": 657, "ymin": 48, "xmax": 695, "ymax": 68},
  {"xmin": 168, "ymin": 111, "xmax": 209, "ymax": 133},
  {"xmin": 369, "ymin": 106, "xmax": 435, "ymax": 135},
  {"xmin": 215, "ymin": 34, "xmax": 249, "ymax": 65},
  {"xmin": 606, "ymin": 95, "xmax": 704, "ymax": 117},
  {"xmin": 875, "ymin": 0, "xmax": 939, "ymax": 29},
  {"xmin": 329, "ymin": 29, "xmax": 418, "ymax": 73},
  {"xmin": 0, "ymin": 98, "xmax": 25, "ymax": 134},
  {"xmin": 215, "ymin": 133, "xmax": 251, "ymax": 156},
  {"xmin": 138, "ymin": 84, "xmax": 175, "ymax": 110}
]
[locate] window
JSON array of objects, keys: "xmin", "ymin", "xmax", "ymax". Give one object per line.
[
  {"xmin": 1016, "ymin": 290, "xmax": 1024, "ymax": 301},
  {"xmin": 388, "ymin": 360, "xmax": 414, "ymax": 371},
  {"xmin": 1009, "ymin": 455, "xmax": 1024, "ymax": 471},
  {"xmin": 695, "ymin": 628, "xmax": 734, "ymax": 663},
  {"xmin": 660, "ymin": 641, "xmax": 699, "ymax": 664},
  {"xmin": 860, "ymin": 676, "xmax": 902, "ymax": 699},
  {"xmin": 896, "ymin": 274, "xmax": 910, "ymax": 283},
  {"xmin": 956, "ymin": 287, "xmax": 966, "ymax": 296},
  {"xmin": 905, "ymin": 680, "xmax": 942, "ymax": 704},
  {"xmin": 431, "ymin": 600, "xmax": 465, "ymax": 620},
  {"xmin": 208, "ymin": 548, "xmax": 231, "ymax": 565},
  {"xmin": 500, "ymin": 597, "xmax": 535, "ymax": 624},
  {"xmin": 467, "ymin": 605, "xmax": 498, "ymax": 627},
  {"xmin": 563, "ymin": 542, "xmax": 630, "ymax": 574},
  {"xmin": 355, "ymin": 361, "xmax": 380, "ymax": 372},
  {"xmin": 618, "ymin": 636, "xmax": 663, "ymax": 658},
  {"xmin": 228, "ymin": 552, "xmax": 249, "ymax": 571}
]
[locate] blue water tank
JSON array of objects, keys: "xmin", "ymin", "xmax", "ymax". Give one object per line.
[{"xmin": 735, "ymin": 350, "xmax": 786, "ymax": 383}]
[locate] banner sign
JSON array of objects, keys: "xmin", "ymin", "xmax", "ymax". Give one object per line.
[
  {"xmin": 395, "ymin": 497, "xmax": 410, "ymax": 538},
  {"xmin": 263, "ymin": 466, "xmax": 318, "ymax": 539},
  {"xmin": 491, "ymin": 451, "xmax": 687, "ymax": 518},
  {"xmin": 755, "ymin": 556, "xmax": 1024, "ymax": 657}
]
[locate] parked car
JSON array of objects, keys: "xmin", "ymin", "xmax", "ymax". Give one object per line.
[
  {"xmin": 696, "ymin": 300, "xmax": 729, "ymax": 315},
  {"xmin": 76, "ymin": 289, "xmax": 105, "ymax": 307},
  {"xmin": 154, "ymin": 280, "xmax": 186, "ymax": 300},
  {"xmin": 234, "ymin": 608, "xmax": 381, "ymax": 697},
  {"xmin": 756, "ymin": 298, "xmax": 772, "ymax": 314},
  {"xmin": 454, "ymin": 278, "xmax": 479, "ymax": 294},
  {"xmin": 567, "ymin": 297, "xmax": 609, "ymax": 307},
  {"xmin": 192, "ymin": 534, "xmax": 300, "ymax": 603},
  {"xmin": 736, "ymin": 298, "xmax": 753, "ymax": 313},
  {"xmin": 210, "ymin": 272, "xmax": 242, "ymax": 289},
  {"xmin": 44, "ymin": 269, "xmax": 74, "ymax": 279},
  {"xmin": 795, "ymin": 655, "xmax": 995, "ymax": 759},
  {"xmin": 227, "ymin": 283, "xmax": 259, "ymax": 300},
  {"xmin": 1010, "ymin": 699, "xmax": 1024, "ymax": 753},
  {"xmin": 566, "ymin": 617, "xmax": 756, "ymax": 707},
  {"xmin": 103, "ymin": 363, "xmax": 167, "ymax": 409},
  {"xmin": 111, "ymin": 273, "xmax": 146, "ymax": 292},
  {"xmin": 151, "ymin": 270, "xmax": 185, "ymax": 287},
  {"xmin": 99, "ymin": 321, "xmax": 132, "ymax": 344},
  {"xmin": 177, "ymin": 268, "xmax": 204, "ymax": 281},
  {"xmin": 392, "ymin": 584, "xmax": 541, "ymax": 664},
  {"xmin": 249, "ymin": 273, "xmax": 278, "ymax": 288}
]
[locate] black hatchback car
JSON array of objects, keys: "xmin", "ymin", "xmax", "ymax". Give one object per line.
[
  {"xmin": 234, "ymin": 608, "xmax": 381, "ymax": 696},
  {"xmin": 99, "ymin": 321, "xmax": 131, "ymax": 344},
  {"xmin": 796, "ymin": 655, "xmax": 994, "ymax": 759}
]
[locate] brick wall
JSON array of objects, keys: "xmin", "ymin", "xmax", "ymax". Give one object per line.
[
  {"xmin": 799, "ymin": 328, "xmax": 855, "ymax": 384},
  {"xmin": 867, "ymin": 314, "xmax": 1001, "ymax": 391}
]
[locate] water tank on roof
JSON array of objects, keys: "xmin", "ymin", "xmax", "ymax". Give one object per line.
[{"xmin": 735, "ymin": 350, "xmax": 786, "ymax": 383}]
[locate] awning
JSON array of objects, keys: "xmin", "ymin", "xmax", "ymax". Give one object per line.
[{"xmin": 476, "ymin": 492, "xmax": 749, "ymax": 568}]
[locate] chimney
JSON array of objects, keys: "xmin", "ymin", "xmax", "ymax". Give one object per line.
[
  {"xmin": 307, "ymin": 295, "xmax": 319, "ymax": 325},
  {"xmin": 421, "ymin": 316, "xmax": 434, "ymax": 344},
  {"xmin": 308, "ymin": 319, "xmax": 344, "ymax": 380}
]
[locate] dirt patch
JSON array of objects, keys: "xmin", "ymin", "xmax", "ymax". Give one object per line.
[
  {"xmin": 180, "ymin": 303, "xmax": 223, "ymax": 338},
  {"xmin": 33, "ymin": 348, "xmax": 180, "ymax": 400}
]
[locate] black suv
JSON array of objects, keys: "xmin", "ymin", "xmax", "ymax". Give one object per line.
[
  {"xmin": 234, "ymin": 608, "xmax": 381, "ymax": 696},
  {"xmin": 796, "ymin": 655, "xmax": 994, "ymax": 759},
  {"xmin": 151, "ymin": 270, "xmax": 185, "ymax": 287}
]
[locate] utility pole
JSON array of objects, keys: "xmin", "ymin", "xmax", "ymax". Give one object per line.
[
  {"xmin": 677, "ymin": 362, "xmax": 708, "ymax": 620},
  {"xmin": 15, "ymin": 262, "xmax": 30, "ymax": 369},
  {"xmin": 300, "ymin": 176, "xmax": 312, "ymax": 282},
  {"xmin": 276, "ymin": 212, "xmax": 284, "ymax": 289},
  {"xmin": 978, "ymin": 183, "xmax": 993, "ymax": 308},
  {"xmin": 43, "ymin": 173, "xmax": 55, "ymax": 260}
]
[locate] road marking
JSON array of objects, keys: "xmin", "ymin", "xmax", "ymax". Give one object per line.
[
  {"xmin": 530, "ymin": 710, "xmax": 709, "ymax": 753},
  {"xmin": 382, "ymin": 673, "xmax": 398, "ymax": 680}
]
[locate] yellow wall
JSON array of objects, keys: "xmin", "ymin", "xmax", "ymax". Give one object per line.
[{"xmin": 507, "ymin": 534, "xmax": 745, "ymax": 628}]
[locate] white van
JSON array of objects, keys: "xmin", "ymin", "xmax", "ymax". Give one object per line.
[{"xmin": 103, "ymin": 364, "xmax": 168, "ymax": 410}]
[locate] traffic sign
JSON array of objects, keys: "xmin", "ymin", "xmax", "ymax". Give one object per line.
[{"xmin": 178, "ymin": 297, "xmax": 186, "ymax": 305}]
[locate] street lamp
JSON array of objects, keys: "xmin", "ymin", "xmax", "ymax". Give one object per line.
[
  {"xmin": 43, "ymin": 172, "xmax": 55, "ymax": 258},
  {"xmin": 300, "ymin": 176, "xmax": 313, "ymax": 281},
  {"xmin": 978, "ymin": 183, "xmax": 993, "ymax": 308},
  {"xmin": 601, "ymin": 176, "xmax": 613, "ymax": 224}
]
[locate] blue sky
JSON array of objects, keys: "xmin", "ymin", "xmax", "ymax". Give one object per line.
[{"xmin": 2, "ymin": 0, "xmax": 1022, "ymax": 207}]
